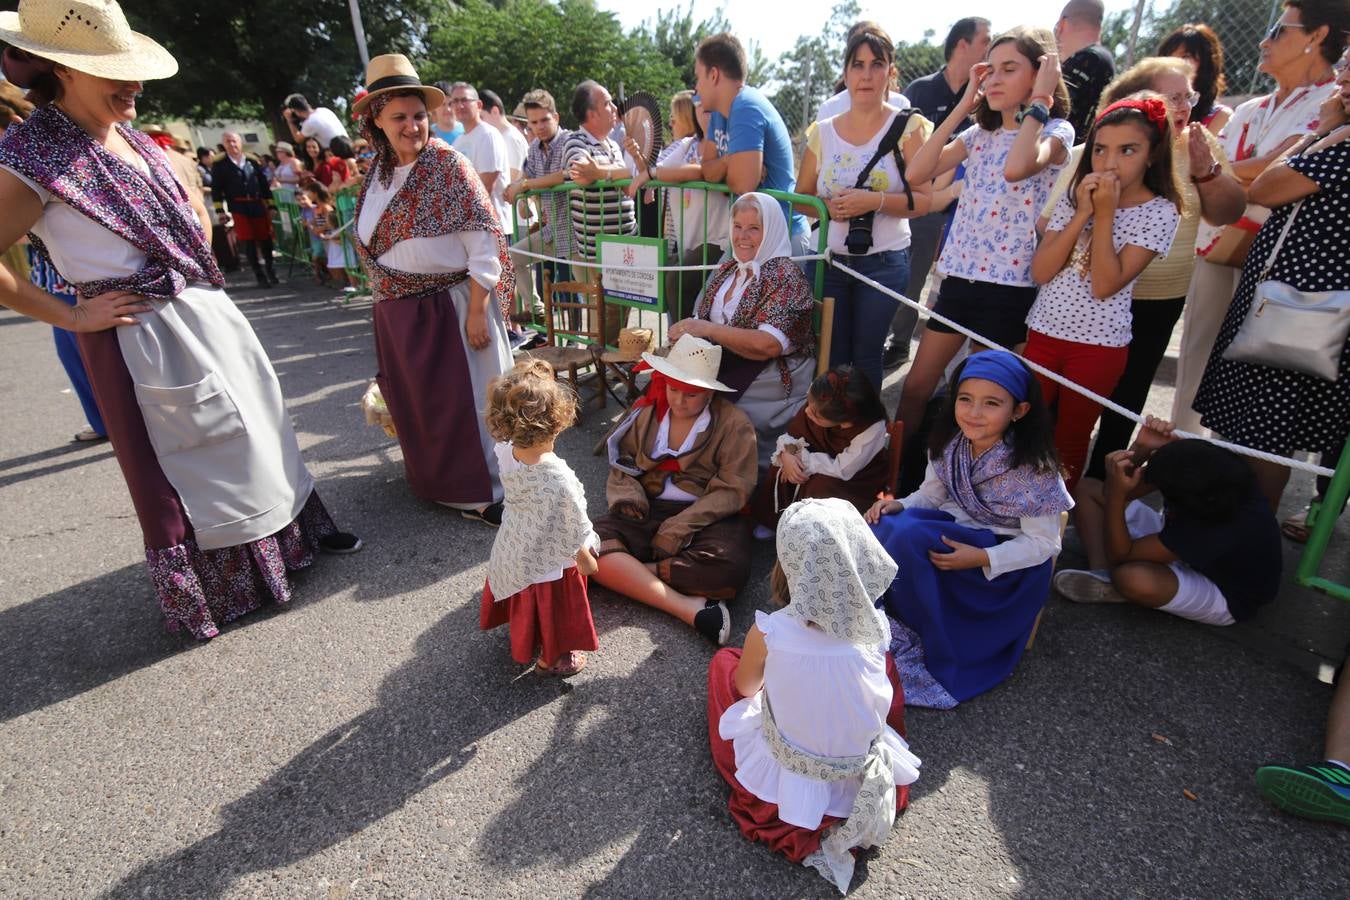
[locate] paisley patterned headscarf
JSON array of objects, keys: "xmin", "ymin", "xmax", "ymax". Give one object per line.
[{"xmin": 776, "ymin": 498, "xmax": 896, "ymax": 647}]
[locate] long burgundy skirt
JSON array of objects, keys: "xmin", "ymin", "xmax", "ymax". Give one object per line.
[
  {"xmin": 706, "ymin": 648, "xmax": 909, "ymax": 863},
  {"xmin": 76, "ymin": 326, "xmax": 338, "ymax": 640},
  {"xmin": 480, "ymin": 567, "xmax": 598, "ymax": 665}
]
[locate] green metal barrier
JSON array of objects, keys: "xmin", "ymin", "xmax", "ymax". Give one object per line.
[
  {"xmin": 1295, "ymin": 442, "xmax": 1350, "ymax": 602},
  {"xmin": 512, "ymin": 178, "xmax": 831, "ymax": 352},
  {"xmin": 333, "ymin": 187, "xmax": 370, "ymax": 298},
  {"xmin": 269, "ymin": 186, "xmax": 311, "ymax": 265}
]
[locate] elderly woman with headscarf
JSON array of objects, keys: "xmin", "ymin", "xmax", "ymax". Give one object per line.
[
  {"xmin": 0, "ymin": 0, "xmax": 359, "ymax": 640},
  {"xmin": 350, "ymin": 54, "xmax": 516, "ymax": 526},
  {"xmin": 667, "ymin": 191, "xmax": 817, "ymax": 469},
  {"xmin": 707, "ymin": 498, "xmax": 921, "ymax": 894}
]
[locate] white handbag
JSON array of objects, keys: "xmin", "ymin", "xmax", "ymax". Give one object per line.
[{"xmin": 1222, "ymin": 199, "xmax": 1350, "ymax": 381}]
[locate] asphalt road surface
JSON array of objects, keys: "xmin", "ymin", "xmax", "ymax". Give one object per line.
[{"xmin": 2, "ymin": 271, "xmax": 1348, "ymax": 899}]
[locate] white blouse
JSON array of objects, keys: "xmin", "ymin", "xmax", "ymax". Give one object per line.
[
  {"xmin": 709, "ymin": 271, "xmax": 791, "ymax": 354},
  {"xmin": 356, "ymin": 161, "xmax": 502, "ymax": 291},
  {"xmin": 898, "ymin": 460, "xmax": 1065, "ymax": 580},
  {"xmin": 652, "ymin": 406, "xmax": 711, "ymax": 502},
  {"xmin": 772, "ymin": 419, "xmax": 888, "ymax": 481},
  {"xmin": 719, "ymin": 610, "xmax": 920, "ymax": 829},
  {"xmin": 3, "ymin": 158, "xmax": 159, "ymax": 284}
]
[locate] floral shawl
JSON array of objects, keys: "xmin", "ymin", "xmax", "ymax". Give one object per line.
[
  {"xmin": 938, "ymin": 434, "xmax": 1072, "ymax": 529},
  {"xmin": 352, "ymin": 140, "xmax": 515, "ymax": 311},
  {"xmin": 0, "ymin": 105, "xmax": 223, "ymax": 298},
  {"xmin": 696, "ymin": 257, "xmax": 816, "ymax": 392}
]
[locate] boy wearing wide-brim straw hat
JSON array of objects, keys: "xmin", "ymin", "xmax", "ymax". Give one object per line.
[
  {"xmin": 0, "ymin": 0, "xmax": 178, "ymax": 83},
  {"xmin": 589, "ymin": 334, "xmax": 758, "ymax": 646}
]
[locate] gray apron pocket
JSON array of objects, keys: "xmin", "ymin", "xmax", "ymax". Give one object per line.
[{"xmin": 135, "ymin": 371, "xmax": 248, "ymax": 456}]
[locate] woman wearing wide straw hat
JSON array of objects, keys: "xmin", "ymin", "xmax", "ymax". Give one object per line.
[
  {"xmin": 350, "ymin": 53, "xmax": 516, "ymax": 526},
  {"xmin": 590, "ymin": 334, "xmax": 759, "ymax": 645},
  {"xmin": 0, "ymin": 0, "xmax": 361, "ymax": 640}
]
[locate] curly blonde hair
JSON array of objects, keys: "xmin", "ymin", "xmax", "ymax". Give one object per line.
[{"xmin": 484, "ymin": 357, "xmax": 577, "ymax": 447}]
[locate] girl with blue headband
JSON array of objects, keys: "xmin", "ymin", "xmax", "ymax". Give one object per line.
[{"xmin": 866, "ymin": 350, "xmax": 1072, "ymax": 707}]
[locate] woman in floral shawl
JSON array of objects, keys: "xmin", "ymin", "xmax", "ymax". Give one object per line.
[
  {"xmin": 866, "ymin": 351, "xmax": 1072, "ymax": 708},
  {"xmin": 350, "ymin": 55, "xmax": 516, "ymax": 526},
  {"xmin": 668, "ymin": 192, "xmax": 816, "ymax": 469},
  {"xmin": 0, "ymin": 0, "xmax": 359, "ymax": 640}
]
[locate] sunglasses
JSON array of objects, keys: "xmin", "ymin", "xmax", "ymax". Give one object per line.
[{"xmin": 1266, "ymin": 21, "xmax": 1307, "ymax": 42}]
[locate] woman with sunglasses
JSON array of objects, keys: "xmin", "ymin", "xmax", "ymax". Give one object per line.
[{"xmin": 1172, "ymin": 0, "xmax": 1346, "ymax": 435}]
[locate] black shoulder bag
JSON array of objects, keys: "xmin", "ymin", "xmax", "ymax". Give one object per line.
[{"xmin": 844, "ymin": 110, "xmax": 915, "ymax": 256}]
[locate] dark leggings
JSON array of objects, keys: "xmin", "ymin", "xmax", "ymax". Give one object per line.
[{"xmin": 1085, "ymin": 297, "xmax": 1185, "ymax": 482}]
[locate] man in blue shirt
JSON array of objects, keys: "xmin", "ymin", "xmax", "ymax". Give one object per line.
[{"xmin": 694, "ymin": 33, "xmax": 809, "ymax": 259}]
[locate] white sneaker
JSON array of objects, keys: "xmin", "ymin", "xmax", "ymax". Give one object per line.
[{"xmin": 1053, "ymin": 569, "xmax": 1127, "ymax": 604}]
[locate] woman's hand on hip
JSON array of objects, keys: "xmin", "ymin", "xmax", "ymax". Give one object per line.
[
  {"xmin": 465, "ymin": 308, "xmax": 491, "ymax": 350},
  {"xmin": 70, "ymin": 291, "xmax": 153, "ymax": 331}
]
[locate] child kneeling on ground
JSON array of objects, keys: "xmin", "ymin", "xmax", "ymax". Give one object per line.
[{"xmin": 1055, "ymin": 416, "xmax": 1281, "ymax": 625}]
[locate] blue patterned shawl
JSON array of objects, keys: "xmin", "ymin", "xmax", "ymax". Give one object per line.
[{"xmin": 938, "ymin": 434, "xmax": 1072, "ymax": 529}]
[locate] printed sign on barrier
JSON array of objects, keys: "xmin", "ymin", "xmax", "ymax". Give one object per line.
[{"xmin": 597, "ymin": 234, "xmax": 665, "ymax": 311}]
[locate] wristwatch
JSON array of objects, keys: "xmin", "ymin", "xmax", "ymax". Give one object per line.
[{"xmin": 1190, "ymin": 162, "xmax": 1221, "ymax": 184}]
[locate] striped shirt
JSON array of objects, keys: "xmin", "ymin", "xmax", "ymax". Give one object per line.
[{"xmin": 561, "ymin": 128, "xmax": 636, "ymax": 260}]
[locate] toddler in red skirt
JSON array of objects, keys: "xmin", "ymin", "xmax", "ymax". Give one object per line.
[{"xmin": 480, "ymin": 358, "xmax": 599, "ymax": 676}]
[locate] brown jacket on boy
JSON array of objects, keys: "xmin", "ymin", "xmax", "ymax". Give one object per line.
[{"xmin": 606, "ymin": 396, "xmax": 758, "ymax": 557}]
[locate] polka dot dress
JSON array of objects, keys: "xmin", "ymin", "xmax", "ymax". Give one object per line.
[{"xmin": 1194, "ymin": 139, "xmax": 1350, "ymax": 457}]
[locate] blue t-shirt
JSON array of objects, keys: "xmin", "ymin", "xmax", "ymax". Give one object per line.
[
  {"xmin": 707, "ymin": 86, "xmax": 806, "ymax": 237},
  {"xmin": 433, "ymin": 122, "xmax": 464, "ymax": 145}
]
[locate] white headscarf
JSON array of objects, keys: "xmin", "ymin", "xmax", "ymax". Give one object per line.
[
  {"xmin": 776, "ymin": 498, "xmax": 897, "ymax": 647},
  {"xmin": 730, "ymin": 191, "xmax": 792, "ymax": 281}
]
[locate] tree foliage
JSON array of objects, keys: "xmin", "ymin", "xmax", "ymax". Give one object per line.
[
  {"xmin": 420, "ymin": 0, "xmax": 684, "ymax": 129},
  {"xmin": 57, "ymin": 0, "xmax": 443, "ymax": 137},
  {"xmin": 1103, "ymin": 0, "xmax": 1280, "ymax": 99}
]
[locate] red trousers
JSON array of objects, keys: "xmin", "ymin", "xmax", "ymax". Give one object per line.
[{"xmin": 1023, "ymin": 330, "xmax": 1128, "ymax": 494}]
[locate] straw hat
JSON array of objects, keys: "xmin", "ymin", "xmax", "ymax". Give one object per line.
[
  {"xmin": 140, "ymin": 124, "xmax": 190, "ymax": 152},
  {"xmin": 640, "ymin": 335, "xmax": 734, "ymax": 392},
  {"xmin": 616, "ymin": 327, "xmax": 655, "ymax": 361},
  {"xmin": 351, "ymin": 54, "xmax": 444, "ymax": 117},
  {"xmin": 0, "ymin": 0, "xmax": 178, "ymax": 82}
]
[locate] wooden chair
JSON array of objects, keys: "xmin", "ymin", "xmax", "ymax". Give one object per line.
[{"xmin": 522, "ymin": 272, "xmax": 606, "ymax": 418}]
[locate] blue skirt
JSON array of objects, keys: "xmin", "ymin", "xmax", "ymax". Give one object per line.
[{"xmin": 872, "ymin": 507, "xmax": 1051, "ymax": 703}]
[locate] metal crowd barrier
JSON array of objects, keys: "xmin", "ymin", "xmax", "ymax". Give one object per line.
[{"xmin": 509, "ymin": 178, "xmax": 831, "ymax": 356}]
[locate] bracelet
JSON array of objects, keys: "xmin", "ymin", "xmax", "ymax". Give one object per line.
[
  {"xmin": 876, "ymin": 192, "xmax": 885, "ymax": 213},
  {"xmin": 1016, "ymin": 101, "xmax": 1050, "ymax": 126},
  {"xmin": 1190, "ymin": 162, "xmax": 1221, "ymax": 184}
]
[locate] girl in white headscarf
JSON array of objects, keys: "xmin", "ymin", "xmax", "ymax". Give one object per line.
[
  {"xmin": 669, "ymin": 192, "xmax": 817, "ymax": 469},
  {"xmin": 706, "ymin": 498, "xmax": 921, "ymax": 894}
]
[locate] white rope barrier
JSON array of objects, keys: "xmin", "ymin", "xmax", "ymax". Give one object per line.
[
  {"xmin": 829, "ymin": 259, "xmax": 1336, "ymax": 479},
  {"xmin": 508, "ymin": 245, "xmax": 829, "ymax": 272}
]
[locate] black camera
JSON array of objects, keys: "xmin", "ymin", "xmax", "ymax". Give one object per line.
[{"xmin": 844, "ymin": 210, "xmax": 875, "ymax": 256}]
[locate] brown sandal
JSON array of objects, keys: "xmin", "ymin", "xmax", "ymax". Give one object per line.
[
  {"xmin": 1281, "ymin": 508, "xmax": 1312, "ymax": 544},
  {"xmin": 535, "ymin": 651, "xmax": 586, "ymax": 677}
]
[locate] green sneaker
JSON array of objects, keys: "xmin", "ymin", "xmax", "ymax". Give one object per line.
[{"xmin": 1255, "ymin": 761, "xmax": 1350, "ymax": 826}]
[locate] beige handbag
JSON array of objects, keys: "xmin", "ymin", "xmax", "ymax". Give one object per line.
[{"xmin": 1222, "ymin": 200, "xmax": 1350, "ymax": 381}]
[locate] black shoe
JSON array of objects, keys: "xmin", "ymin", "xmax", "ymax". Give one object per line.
[
  {"xmin": 255, "ymin": 272, "xmax": 270, "ymax": 288},
  {"xmin": 319, "ymin": 532, "xmax": 363, "ymax": 554},
  {"xmin": 267, "ymin": 270, "xmax": 280, "ymax": 285},
  {"xmin": 693, "ymin": 599, "xmax": 730, "ymax": 646},
  {"xmin": 882, "ymin": 342, "xmax": 910, "ymax": 370},
  {"xmin": 461, "ymin": 502, "xmax": 504, "ymax": 528}
]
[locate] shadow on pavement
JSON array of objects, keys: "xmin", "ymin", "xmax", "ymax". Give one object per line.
[{"xmin": 101, "ymin": 600, "xmax": 579, "ymax": 900}]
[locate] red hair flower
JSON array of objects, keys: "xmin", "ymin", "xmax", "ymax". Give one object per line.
[{"xmin": 1096, "ymin": 97, "xmax": 1169, "ymax": 129}]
